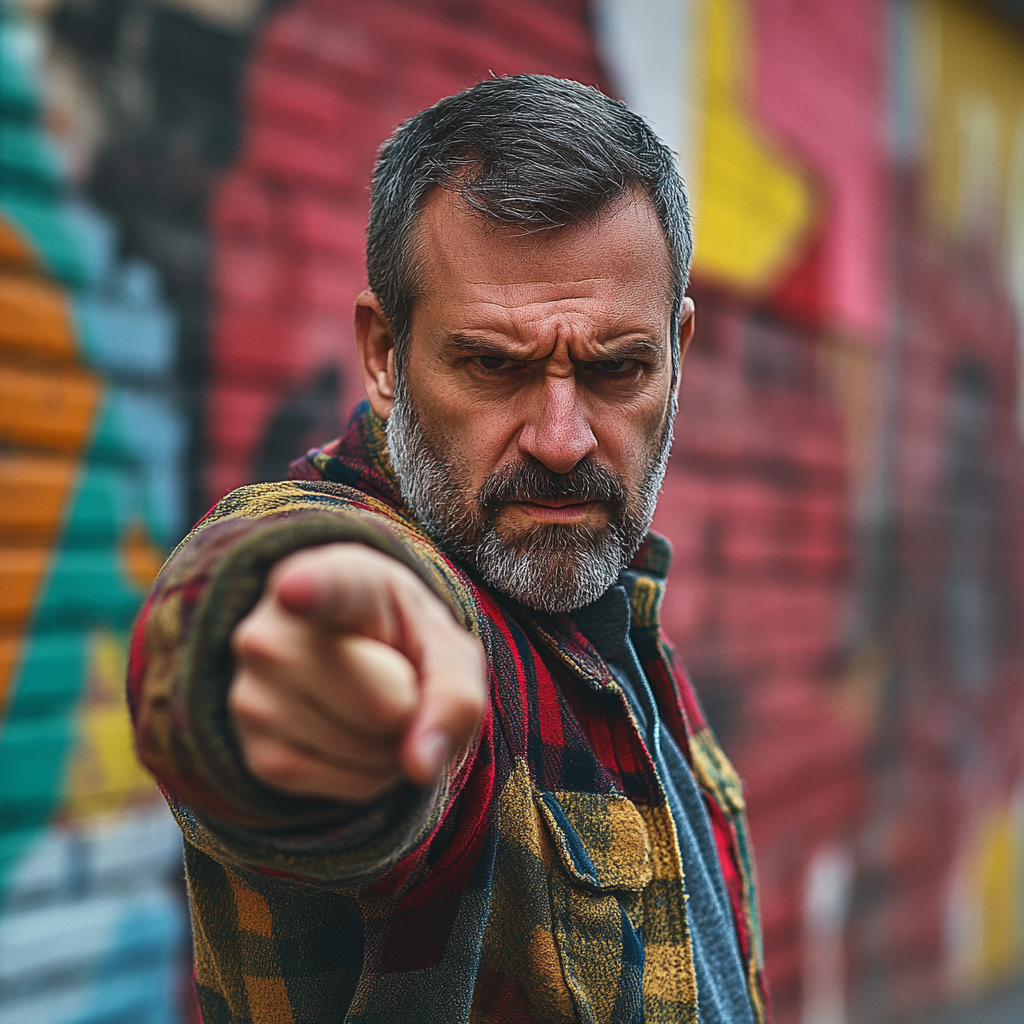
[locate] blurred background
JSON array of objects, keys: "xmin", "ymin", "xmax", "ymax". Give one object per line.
[{"xmin": 1, "ymin": 0, "xmax": 1022, "ymax": 1022}]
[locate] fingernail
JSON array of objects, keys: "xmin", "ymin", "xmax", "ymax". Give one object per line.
[{"xmin": 417, "ymin": 730, "xmax": 451, "ymax": 780}]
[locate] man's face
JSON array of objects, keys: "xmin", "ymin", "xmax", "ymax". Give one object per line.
[{"xmin": 361, "ymin": 189, "xmax": 693, "ymax": 612}]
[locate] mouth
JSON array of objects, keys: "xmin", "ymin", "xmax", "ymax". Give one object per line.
[{"xmin": 506, "ymin": 499, "xmax": 603, "ymax": 524}]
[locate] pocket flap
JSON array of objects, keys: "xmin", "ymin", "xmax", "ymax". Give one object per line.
[{"xmin": 537, "ymin": 790, "xmax": 652, "ymax": 891}]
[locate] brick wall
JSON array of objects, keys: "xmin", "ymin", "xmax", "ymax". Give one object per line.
[
  {"xmin": 651, "ymin": 286, "xmax": 870, "ymax": 1016},
  {"xmin": 205, "ymin": 0, "xmax": 605, "ymax": 502}
]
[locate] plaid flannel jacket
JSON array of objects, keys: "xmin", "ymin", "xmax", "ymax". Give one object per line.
[{"xmin": 128, "ymin": 402, "xmax": 769, "ymax": 1024}]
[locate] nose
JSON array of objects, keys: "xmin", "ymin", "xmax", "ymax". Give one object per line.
[{"xmin": 518, "ymin": 375, "xmax": 598, "ymax": 474}]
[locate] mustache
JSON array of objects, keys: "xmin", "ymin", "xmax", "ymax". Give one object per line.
[{"xmin": 478, "ymin": 458, "xmax": 626, "ymax": 514}]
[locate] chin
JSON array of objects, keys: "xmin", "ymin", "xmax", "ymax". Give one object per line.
[{"xmin": 473, "ymin": 521, "xmax": 632, "ymax": 614}]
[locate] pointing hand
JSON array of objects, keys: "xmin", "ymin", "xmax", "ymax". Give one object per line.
[{"xmin": 229, "ymin": 543, "xmax": 487, "ymax": 803}]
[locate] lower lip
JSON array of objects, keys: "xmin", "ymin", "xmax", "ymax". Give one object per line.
[{"xmin": 511, "ymin": 501, "xmax": 599, "ymax": 523}]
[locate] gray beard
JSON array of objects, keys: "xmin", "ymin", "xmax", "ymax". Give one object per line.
[{"xmin": 386, "ymin": 376, "xmax": 675, "ymax": 613}]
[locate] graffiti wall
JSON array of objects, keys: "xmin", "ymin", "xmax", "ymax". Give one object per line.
[
  {"xmin": 903, "ymin": 0, "xmax": 1024, "ymax": 1005},
  {"xmin": 599, "ymin": 1, "xmax": 1024, "ymax": 1021},
  {"xmin": 1, "ymin": 1, "xmax": 1022, "ymax": 1023},
  {"xmin": 0, "ymin": 7, "xmax": 190, "ymax": 1023}
]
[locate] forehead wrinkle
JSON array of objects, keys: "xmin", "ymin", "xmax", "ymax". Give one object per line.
[
  {"xmin": 465, "ymin": 295, "xmax": 606, "ymax": 318},
  {"xmin": 471, "ymin": 292, "xmax": 606, "ymax": 311},
  {"xmin": 464, "ymin": 276, "xmax": 606, "ymax": 291},
  {"xmin": 446, "ymin": 287, "xmax": 666, "ymax": 341},
  {"xmin": 459, "ymin": 308, "xmax": 613, "ymax": 355},
  {"xmin": 460, "ymin": 288, "xmax": 657, "ymax": 325}
]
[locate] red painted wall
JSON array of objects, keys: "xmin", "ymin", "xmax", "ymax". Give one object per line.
[
  {"xmin": 653, "ymin": 287, "xmax": 868, "ymax": 1014},
  {"xmin": 749, "ymin": 0, "xmax": 891, "ymax": 341},
  {"xmin": 205, "ymin": 0, "xmax": 605, "ymax": 502}
]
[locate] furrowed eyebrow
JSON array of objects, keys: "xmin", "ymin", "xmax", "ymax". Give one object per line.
[
  {"xmin": 443, "ymin": 332, "xmax": 664, "ymax": 362},
  {"xmin": 443, "ymin": 333, "xmax": 524, "ymax": 358},
  {"xmin": 586, "ymin": 337, "xmax": 663, "ymax": 362}
]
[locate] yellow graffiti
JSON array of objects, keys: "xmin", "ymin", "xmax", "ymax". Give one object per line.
[
  {"xmin": 974, "ymin": 803, "xmax": 1023, "ymax": 985},
  {"xmin": 948, "ymin": 794, "xmax": 1024, "ymax": 993},
  {"xmin": 923, "ymin": 0, "xmax": 1024, "ymax": 427},
  {"xmin": 926, "ymin": 0, "xmax": 1024, "ymax": 244},
  {"xmin": 688, "ymin": 0, "xmax": 814, "ymax": 293},
  {"xmin": 61, "ymin": 627, "xmax": 159, "ymax": 821}
]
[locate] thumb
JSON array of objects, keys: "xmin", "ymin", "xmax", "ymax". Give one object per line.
[{"xmin": 399, "ymin": 627, "xmax": 488, "ymax": 786}]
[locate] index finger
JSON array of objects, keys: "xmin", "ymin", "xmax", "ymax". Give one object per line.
[{"xmin": 269, "ymin": 543, "xmax": 425, "ymax": 646}]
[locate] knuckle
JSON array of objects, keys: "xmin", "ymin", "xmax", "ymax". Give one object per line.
[
  {"xmin": 335, "ymin": 543, "xmax": 385, "ymax": 579},
  {"xmin": 363, "ymin": 689, "xmax": 415, "ymax": 734},
  {"xmin": 245, "ymin": 740, "xmax": 302, "ymax": 789},
  {"xmin": 231, "ymin": 616, "xmax": 259, "ymax": 655},
  {"xmin": 425, "ymin": 594, "xmax": 456, "ymax": 623},
  {"xmin": 227, "ymin": 676, "xmax": 272, "ymax": 727},
  {"xmin": 232, "ymin": 619, "xmax": 277, "ymax": 663}
]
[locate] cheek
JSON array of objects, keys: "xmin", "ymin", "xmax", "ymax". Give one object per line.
[
  {"xmin": 593, "ymin": 397, "xmax": 671, "ymax": 481},
  {"xmin": 408, "ymin": 377, "xmax": 521, "ymax": 488}
]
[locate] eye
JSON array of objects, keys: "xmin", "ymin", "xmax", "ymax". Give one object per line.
[
  {"xmin": 471, "ymin": 355, "xmax": 522, "ymax": 372},
  {"xmin": 589, "ymin": 358, "xmax": 639, "ymax": 375}
]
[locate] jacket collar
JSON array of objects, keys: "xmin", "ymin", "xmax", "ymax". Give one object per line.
[{"xmin": 294, "ymin": 400, "xmax": 405, "ymax": 507}]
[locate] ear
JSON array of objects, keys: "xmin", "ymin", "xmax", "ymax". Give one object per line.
[
  {"xmin": 674, "ymin": 297, "xmax": 696, "ymax": 397},
  {"xmin": 354, "ymin": 290, "xmax": 396, "ymax": 420}
]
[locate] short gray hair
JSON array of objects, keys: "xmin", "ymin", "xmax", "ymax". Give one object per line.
[{"xmin": 365, "ymin": 74, "xmax": 692, "ymax": 368}]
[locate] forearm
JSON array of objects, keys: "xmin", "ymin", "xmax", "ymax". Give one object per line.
[{"xmin": 128, "ymin": 482, "xmax": 478, "ymax": 844}]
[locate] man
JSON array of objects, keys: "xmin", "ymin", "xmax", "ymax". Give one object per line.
[{"xmin": 130, "ymin": 75, "xmax": 769, "ymax": 1024}]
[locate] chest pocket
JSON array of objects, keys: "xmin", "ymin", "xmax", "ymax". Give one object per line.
[{"xmin": 536, "ymin": 790, "xmax": 652, "ymax": 1024}]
